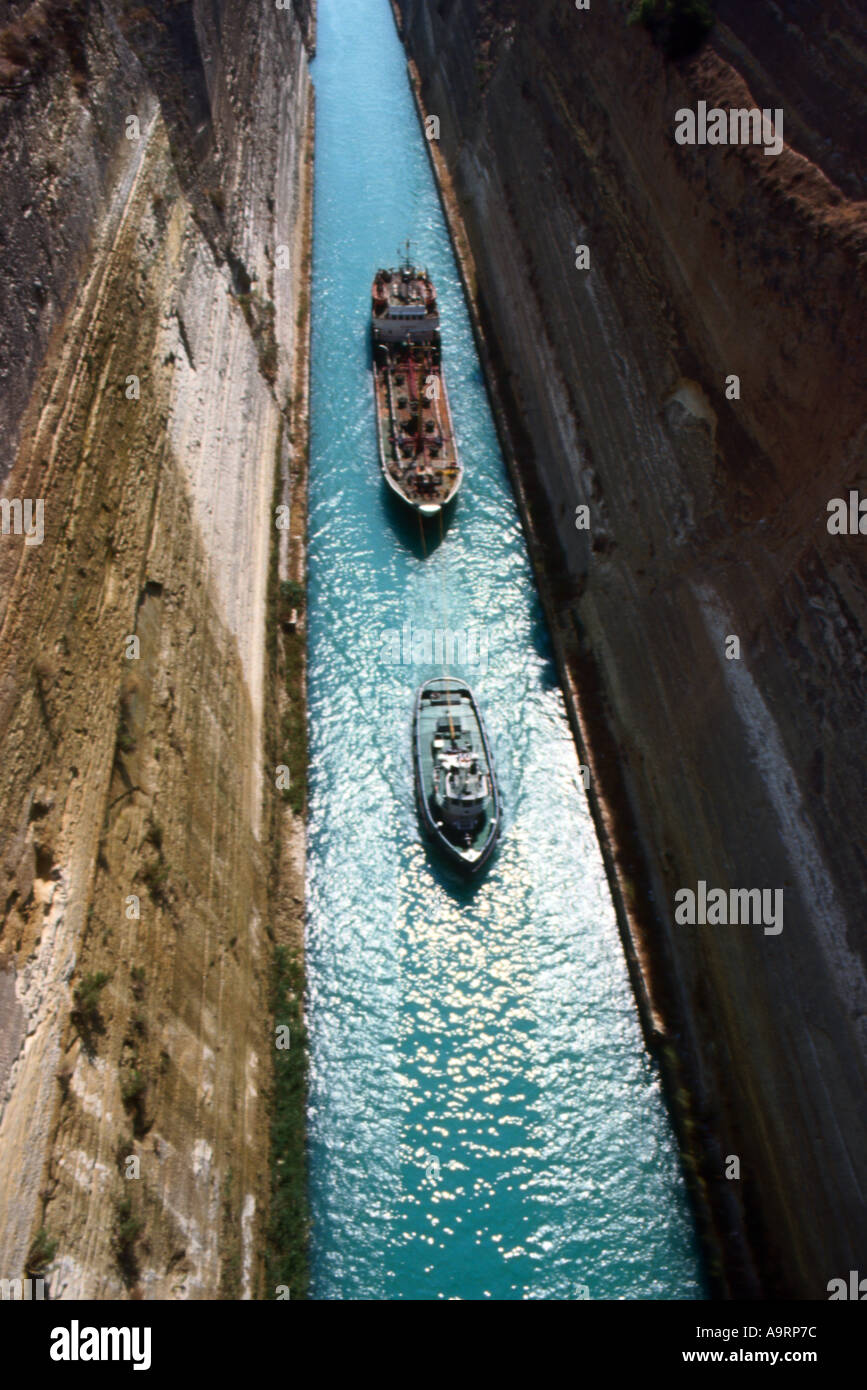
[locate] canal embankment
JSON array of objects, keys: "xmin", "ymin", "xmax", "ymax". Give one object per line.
[
  {"xmin": 393, "ymin": 0, "xmax": 867, "ymax": 1298},
  {"xmin": 264, "ymin": 89, "xmax": 316, "ymax": 1300},
  {"xmin": 392, "ymin": 6, "xmax": 735, "ymax": 1301},
  {"xmin": 0, "ymin": 0, "xmax": 316, "ymax": 1298}
]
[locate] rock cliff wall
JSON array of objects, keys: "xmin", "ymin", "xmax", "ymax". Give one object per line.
[
  {"xmin": 0, "ymin": 0, "xmax": 314, "ymax": 1297},
  {"xmin": 395, "ymin": 0, "xmax": 867, "ymax": 1297}
]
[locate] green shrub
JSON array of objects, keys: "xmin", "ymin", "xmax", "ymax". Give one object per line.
[
  {"xmin": 121, "ymin": 1066, "xmax": 149, "ymax": 1139},
  {"xmin": 74, "ymin": 971, "xmax": 110, "ymax": 1017},
  {"xmin": 280, "ymin": 651, "xmax": 307, "ymax": 816},
  {"xmin": 265, "ymin": 945, "xmax": 309, "ymax": 1297},
  {"xmin": 628, "ymin": 0, "xmax": 657, "ymax": 22},
  {"xmin": 121, "ymin": 1069, "xmax": 146, "ymax": 1104},
  {"xmin": 25, "ymin": 1227, "xmax": 57, "ymax": 1277},
  {"xmin": 144, "ymin": 817, "xmax": 163, "ymax": 853},
  {"xmin": 141, "ymin": 857, "xmax": 169, "ymax": 901},
  {"xmin": 71, "ymin": 971, "xmax": 110, "ymax": 1054},
  {"xmin": 117, "ymin": 726, "xmax": 136, "ymax": 754},
  {"xmin": 279, "ymin": 579, "xmax": 305, "ymax": 612},
  {"xmin": 628, "ymin": 0, "xmax": 715, "ymax": 58},
  {"xmin": 114, "ymin": 1196, "xmax": 143, "ymax": 1286}
]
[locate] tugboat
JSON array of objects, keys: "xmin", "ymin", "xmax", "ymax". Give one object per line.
[
  {"xmin": 413, "ymin": 677, "xmax": 500, "ymax": 875},
  {"xmin": 371, "ymin": 245, "xmax": 462, "ymax": 517}
]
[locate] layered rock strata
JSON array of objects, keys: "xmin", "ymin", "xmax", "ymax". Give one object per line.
[{"xmin": 0, "ymin": 0, "xmax": 314, "ymax": 1297}]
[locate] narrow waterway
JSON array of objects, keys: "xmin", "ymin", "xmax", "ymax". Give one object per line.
[{"xmin": 305, "ymin": 0, "xmax": 705, "ymax": 1300}]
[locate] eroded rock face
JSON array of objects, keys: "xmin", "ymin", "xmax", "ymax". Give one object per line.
[
  {"xmin": 0, "ymin": 0, "xmax": 314, "ymax": 1297},
  {"xmin": 396, "ymin": 0, "xmax": 867, "ymax": 1296}
]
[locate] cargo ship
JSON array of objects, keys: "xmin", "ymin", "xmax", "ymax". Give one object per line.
[
  {"xmin": 414, "ymin": 677, "xmax": 500, "ymax": 875},
  {"xmin": 371, "ymin": 247, "xmax": 462, "ymax": 517}
]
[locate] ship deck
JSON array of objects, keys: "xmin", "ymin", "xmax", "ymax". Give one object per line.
[
  {"xmin": 373, "ymin": 343, "xmax": 461, "ymax": 510},
  {"xmin": 414, "ymin": 680, "xmax": 499, "ymax": 871}
]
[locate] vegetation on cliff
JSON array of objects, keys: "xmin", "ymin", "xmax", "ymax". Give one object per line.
[
  {"xmin": 70, "ymin": 970, "xmax": 111, "ymax": 1055},
  {"xmin": 25, "ymin": 1226, "xmax": 58, "ymax": 1279},
  {"xmin": 263, "ymin": 159, "xmax": 314, "ymax": 1290},
  {"xmin": 628, "ymin": 0, "xmax": 715, "ymax": 58},
  {"xmin": 265, "ymin": 944, "xmax": 309, "ymax": 1298},
  {"xmin": 0, "ymin": 0, "xmax": 89, "ymax": 92},
  {"xmin": 264, "ymin": 519, "xmax": 310, "ymax": 1294}
]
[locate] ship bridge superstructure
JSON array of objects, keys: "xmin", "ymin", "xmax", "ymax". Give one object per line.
[{"xmin": 372, "ymin": 251, "xmax": 440, "ymax": 344}]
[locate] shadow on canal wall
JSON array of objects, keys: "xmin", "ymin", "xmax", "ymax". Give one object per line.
[{"xmin": 393, "ymin": 0, "xmax": 867, "ymax": 1299}]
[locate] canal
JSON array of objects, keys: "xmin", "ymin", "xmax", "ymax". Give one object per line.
[{"xmin": 305, "ymin": 0, "xmax": 705, "ymax": 1300}]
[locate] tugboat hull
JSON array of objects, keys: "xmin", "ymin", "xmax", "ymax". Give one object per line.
[{"xmin": 413, "ymin": 677, "xmax": 500, "ymax": 875}]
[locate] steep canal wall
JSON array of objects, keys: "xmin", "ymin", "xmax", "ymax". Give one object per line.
[
  {"xmin": 0, "ymin": 0, "xmax": 314, "ymax": 1297},
  {"xmin": 394, "ymin": 0, "xmax": 867, "ymax": 1297}
]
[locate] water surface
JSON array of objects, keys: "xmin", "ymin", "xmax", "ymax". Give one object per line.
[{"xmin": 305, "ymin": 0, "xmax": 705, "ymax": 1301}]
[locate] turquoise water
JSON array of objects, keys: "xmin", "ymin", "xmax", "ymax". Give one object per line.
[{"xmin": 305, "ymin": 0, "xmax": 705, "ymax": 1300}]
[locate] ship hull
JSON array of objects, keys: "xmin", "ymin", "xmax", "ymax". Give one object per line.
[
  {"xmin": 413, "ymin": 678, "xmax": 500, "ymax": 875},
  {"xmin": 372, "ymin": 339, "xmax": 463, "ymax": 516},
  {"xmin": 370, "ymin": 256, "xmax": 463, "ymax": 516}
]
